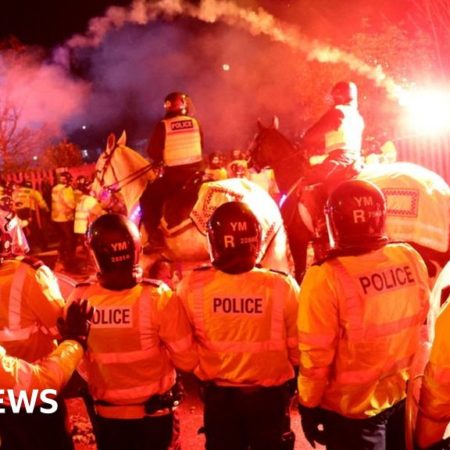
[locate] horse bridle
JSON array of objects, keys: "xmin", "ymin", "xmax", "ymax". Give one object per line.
[{"xmin": 95, "ymin": 145, "xmax": 156, "ymax": 193}]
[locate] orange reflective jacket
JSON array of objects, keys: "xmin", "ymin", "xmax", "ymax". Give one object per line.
[
  {"xmin": 178, "ymin": 266, "xmax": 299, "ymax": 387},
  {"xmin": 69, "ymin": 279, "xmax": 197, "ymax": 418},
  {"xmin": 298, "ymin": 243, "xmax": 430, "ymax": 418},
  {"xmin": 0, "ymin": 258, "xmax": 65, "ymax": 362}
]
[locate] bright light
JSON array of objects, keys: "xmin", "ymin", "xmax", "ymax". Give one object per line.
[
  {"xmin": 82, "ymin": 125, "xmax": 87, "ymax": 130},
  {"xmin": 402, "ymin": 89, "xmax": 450, "ymax": 136},
  {"xmin": 32, "ymin": 156, "xmax": 38, "ymax": 160},
  {"xmin": 222, "ymin": 63, "xmax": 230, "ymax": 71}
]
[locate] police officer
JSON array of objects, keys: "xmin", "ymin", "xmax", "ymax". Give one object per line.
[
  {"xmin": 68, "ymin": 213, "xmax": 198, "ymax": 450},
  {"xmin": 0, "ymin": 227, "xmax": 76, "ymax": 449},
  {"xmin": 205, "ymin": 152, "xmax": 228, "ymax": 181},
  {"xmin": 0, "ymin": 299, "xmax": 93, "ymax": 450},
  {"xmin": 51, "ymin": 171, "xmax": 76, "ymax": 270},
  {"xmin": 13, "ymin": 179, "xmax": 49, "ymax": 252},
  {"xmin": 301, "ymin": 81, "xmax": 365, "ymax": 190},
  {"xmin": 415, "ymin": 294, "xmax": 450, "ymax": 449},
  {"xmin": 177, "ymin": 201, "xmax": 299, "ymax": 450},
  {"xmin": 297, "ymin": 180, "xmax": 430, "ymax": 450},
  {"xmin": 142, "ymin": 91, "xmax": 204, "ymax": 247}
]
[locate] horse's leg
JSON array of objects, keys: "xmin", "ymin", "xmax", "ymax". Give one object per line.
[
  {"xmin": 281, "ymin": 197, "xmax": 311, "ymax": 283},
  {"xmin": 139, "ymin": 178, "xmax": 166, "ymax": 246}
]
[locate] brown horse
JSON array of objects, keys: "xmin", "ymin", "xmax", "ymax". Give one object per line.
[{"xmin": 249, "ymin": 121, "xmax": 450, "ymax": 282}]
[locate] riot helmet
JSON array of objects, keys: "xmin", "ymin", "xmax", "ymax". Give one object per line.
[
  {"xmin": 76, "ymin": 175, "xmax": 90, "ymax": 193},
  {"xmin": 87, "ymin": 213, "xmax": 141, "ymax": 288},
  {"xmin": 58, "ymin": 171, "xmax": 72, "ymax": 186},
  {"xmin": 207, "ymin": 201, "xmax": 261, "ymax": 274},
  {"xmin": 164, "ymin": 92, "xmax": 190, "ymax": 116},
  {"xmin": 325, "ymin": 179, "xmax": 387, "ymax": 251},
  {"xmin": 331, "ymin": 81, "xmax": 358, "ymax": 106}
]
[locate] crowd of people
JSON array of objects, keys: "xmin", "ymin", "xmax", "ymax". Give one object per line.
[{"xmin": 0, "ymin": 84, "xmax": 448, "ymax": 450}]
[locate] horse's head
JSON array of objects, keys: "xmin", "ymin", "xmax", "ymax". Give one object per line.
[
  {"xmin": 248, "ymin": 117, "xmax": 302, "ymax": 172},
  {"xmin": 248, "ymin": 117, "xmax": 310, "ymax": 195},
  {"xmin": 92, "ymin": 131, "xmax": 157, "ymax": 215}
]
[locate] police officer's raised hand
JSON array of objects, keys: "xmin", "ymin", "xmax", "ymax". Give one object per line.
[
  {"xmin": 57, "ymin": 299, "xmax": 94, "ymax": 350},
  {"xmin": 298, "ymin": 404, "xmax": 326, "ymax": 448}
]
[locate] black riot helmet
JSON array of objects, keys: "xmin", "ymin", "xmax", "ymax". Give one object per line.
[
  {"xmin": 87, "ymin": 213, "xmax": 141, "ymax": 289},
  {"xmin": 164, "ymin": 92, "xmax": 190, "ymax": 116},
  {"xmin": 331, "ymin": 81, "xmax": 358, "ymax": 106},
  {"xmin": 325, "ymin": 179, "xmax": 388, "ymax": 252},
  {"xmin": 207, "ymin": 201, "xmax": 261, "ymax": 274}
]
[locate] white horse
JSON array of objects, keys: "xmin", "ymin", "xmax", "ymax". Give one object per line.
[{"xmin": 91, "ymin": 132, "xmax": 292, "ymax": 275}]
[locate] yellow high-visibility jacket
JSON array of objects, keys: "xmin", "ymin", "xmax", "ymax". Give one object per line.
[
  {"xmin": 68, "ymin": 279, "xmax": 198, "ymax": 418},
  {"xmin": 13, "ymin": 187, "xmax": 48, "ymax": 212},
  {"xmin": 177, "ymin": 266, "xmax": 300, "ymax": 386},
  {"xmin": 74, "ymin": 194, "xmax": 100, "ymax": 235},
  {"xmin": 0, "ymin": 340, "xmax": 83, "ymax": 402},
  {"xmin": 324, "ymin": 104, "xmax": 364, "ymax": 157},
  {"xmin": 298, "ymin": 243, "xmax": 430, "ymax": 418},
  {"xmin": 163, "ymin": 115, "xmax": 202, "ymax": 167},
  {"xmin": 0, "ymin": 258, "xmax": 65, "ymax": 362},
  {"xmin": 51, "ymin": 184, "xmax": 75, "ymax": 222}
]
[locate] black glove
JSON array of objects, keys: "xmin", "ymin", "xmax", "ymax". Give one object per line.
[
  {"xmin": 298, "ymin": 404, "xmax": 326, "ymax": 448},
  {"xmin": 57, "ymin": 299, "xmax": 94, "ymax": 350}
]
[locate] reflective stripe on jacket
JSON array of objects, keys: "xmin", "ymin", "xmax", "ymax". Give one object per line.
[
  {"xmin": 0, "ymin": 340, "xmax": 83, "ymax": 400},
  {"xmin": 0, "ymin": 258, "xmax": 65, "ymax": 362},
  {"xmin": 51, "ymin": 184, "xmax": 75, "ymax": 222},
  {"xmin": 177, "ymin": 266, "xmax": 300, "ymax": 386},
  {"xmin": 419, "ymin": 300, "xmax": 450, "ymax": 421},
  {"xmin": 69, "ymin": 279, "xmax": 197, "ymax": 417},
  {"xmin": 297, "ymin": 243, "xmax": 430, "ymax": 418},
  {"xmin": 324, "ymin": 104, "xmax": 364, "ymax": 157},
  {"xmin": 163, "ymin": 115, "xmax": 202, "ymax": 166}
]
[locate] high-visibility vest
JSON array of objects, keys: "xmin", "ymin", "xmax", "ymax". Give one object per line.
[
  {"xmin": 69, "ymin": 279, "xmax": 197, "ymax": 418},
  {"xmin": 51, "ymin": 184, "xmax": 75, "ymax": 222},
  {"xmin": 324, "ymin": 104, "xmax": 364, "ymax": 157},
  {"xmin": 0, "ymin": 340, "xmax": 83, "ymax": 400},
  {"xmin": 13, "ymin": 187, "xmax": 33, "ymax": 210},
  {"xmin": 74, "ymin": 195, "xmax": 99, "ymax": 235},
  {"xmin": 177, "ymin": 266, "xmax": 300, "ymax": 386},
  {"xmin": 162, "ymin": 115, "xmax": 202, "ymax": 167},
  {"xmin": 0, "ymin": 258, "xmax": 65, "ymax": 362},
  {"xmin": 298, "ymin": 243, "xmax": 430, "ymax": 418}
]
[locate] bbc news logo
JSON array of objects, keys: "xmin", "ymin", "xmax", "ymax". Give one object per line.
[{"xmin": 0, "ymin": 389, "xmax": 58, "ymax": 414}]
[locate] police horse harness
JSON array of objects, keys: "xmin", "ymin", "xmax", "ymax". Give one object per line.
[
  {"xmin": 91, "ymin": 132, "xmax": 292, "ymax": 274},
  {"xmin": 249, "ymin": 121, "xmax": 450, "ymax": 283}
]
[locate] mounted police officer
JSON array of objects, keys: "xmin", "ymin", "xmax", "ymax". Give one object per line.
[
  {"xmin": 68, "ymin": 213, "xmax": 198, "ymax": 450},
  {"xmin": 297, "ymin": 81, "xmax": 365, "ymax": 258},
  {"xmin": 177, "ymin": 201, "xmax": 299, "ymax": 450},
  {"xmin": 301, "ymin": 81, "xmax": 365, "ymax": 190},
  {"xmin": 297, "ymin": 180, "xmax": 430, "ymax": 450},
  {"xmin": 142, "ymin": 92, "xmax": 205, "ymax": 247}
]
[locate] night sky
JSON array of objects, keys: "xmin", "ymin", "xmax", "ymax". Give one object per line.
[{"xmin": 0, "ymin": 0, "xmax": 438, "ymax": 158}]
